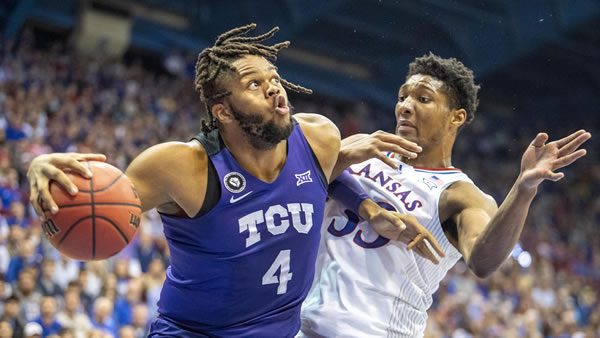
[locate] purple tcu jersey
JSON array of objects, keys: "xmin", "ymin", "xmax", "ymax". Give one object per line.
[{"xmin": 157, "ymin": 120, "xmax": 327, "ymax": 337}]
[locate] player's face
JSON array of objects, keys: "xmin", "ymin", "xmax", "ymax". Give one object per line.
[
  {"xmin": 395, "ymin": 74, "xmax": 454, "ymax": 147},
  {"xmin": 224, "ymin": 55, "xmax": 293, "ymax": 150}
]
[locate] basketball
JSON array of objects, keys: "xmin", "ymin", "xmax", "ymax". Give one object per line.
[{"xmin": 42, "ymin": 161, "xmax": 142, "ymax": 261}]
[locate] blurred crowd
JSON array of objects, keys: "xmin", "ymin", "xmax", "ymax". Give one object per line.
[{"xmin": 0, "ymin": 32, "xmax": 598, "ymax": 338}]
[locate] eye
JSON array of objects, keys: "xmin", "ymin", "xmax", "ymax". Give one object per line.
[
  {"xmin": 271, "ymin": 77, "xmax": 281, "ymax": 85},
  {"xmin": 419, "ymin": 96, "xmax": 431, "ymax": 103},
  {"xmin": 248, "ymin": 81, "xmax": 260, "ymax": 90},
  {"xmin": 397, "ymin": 96, "xmax": 406, "ymax": 102}
]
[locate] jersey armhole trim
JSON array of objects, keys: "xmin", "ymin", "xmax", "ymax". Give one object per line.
[
  {"xmin": 194, "ymin": 157, "xmax": 220, "ymax": 218},
  {"xmin": 293, "ymin": 116, "xmax": 328, "ymax": 190}
]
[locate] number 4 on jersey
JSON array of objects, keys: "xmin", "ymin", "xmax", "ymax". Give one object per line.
[{"xmin": 262, "ymin": 249, "xmax": 293, "ymax": 294}]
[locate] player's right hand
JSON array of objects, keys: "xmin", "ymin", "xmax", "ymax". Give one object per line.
[{"xmin": 27, "ymin": 153, "xmax": 107, "ymax": 219}]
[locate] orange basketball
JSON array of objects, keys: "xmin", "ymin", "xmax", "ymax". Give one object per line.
[{"xmin": 42, "ymin": 161, "xmax": 142, "ymax": 261}]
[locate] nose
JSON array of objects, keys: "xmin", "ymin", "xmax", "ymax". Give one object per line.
[
  {"xmin": 395, "ymin": 97, "xmax": 414, "ymax": 118},
  {"xmin": 266, "ymin": 83, "xmax": 280, "ymax": 97}
]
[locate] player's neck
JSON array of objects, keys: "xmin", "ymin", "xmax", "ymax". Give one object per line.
[
  {"xmin": 402, "ymin": 142, "xmax": 453, "ymax": 168},
  {"xmin": 221, "ymin": 132, "xmax": 288, "ymax": 182}
]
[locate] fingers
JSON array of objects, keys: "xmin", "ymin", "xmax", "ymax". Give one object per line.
[
  {"xmin": 72, "ymin": 153, "xmax": 107, "ymax": 162},
  {"xmin": 553, "ymin": 149, "xmax": 587, "ymax": 170},
  {"xmin": 394, "ymin": 219, "xmax": 406, "ymax": 234},
  {"xmin": 65, "ymin": 158, "xmax": 93, "ymax": 179},
  {"xmin": 408, "ymin": 234, "xmax": 443, "ymax": 264},
  {"xmin": 375, "ymin": 152, "xmax": 400, "ymax": 169},
  {"xmin": 404, "ymin": 229, "xmax": 444, "ymax": 264},
  {"xmin": 27, "ymin": 153, "xmax": 100, "ymax": 221},
  {"xmin": 557, "ymin": 132, "xmax": 591, "ymax": 157},
  {"xmin": 372, "ymin": 131, "xmax": 422, "ymax": 154},
  {"xmin": 368, "ymin": 140, "xmax": 418, "ymax": 161},
  {"xmin": 411, "ymin": 241, "xmax": 439, "ymax": 264},
  {"xmin": 544, "ymin": 170, "xmax": 564, "ymax": 182},
  {"xmin": 417, "ymin": 241, "xmax": 440, "ymax": 265},
  {"xmin": 388, "ymin": 212, "xmax": 444, "ymax": 264},
  {"xmin": 29, "ymin": 185, "xmax": 46, "ymax": 220},
  {"xmin": 41, "ymin": 166, "xmax": 79, "ymax": 195},
  {"xmin": 407, "ymin": 233, "xmax": 424, "ymax": 250},
  {"xmin": 425, "ymin": 233, "xmax": 445, "ymax": 258},
  {"xmin": 38, "ymin": 187, "xmax": 59, "ymax": 215},
  {"xmin": 377, "ymin": 133, "xmax": 422, "ymax": 153},
  {"xmin": 385, "ymin": 145, "xmax": 419, "ymax": 160},
  {"xmin": 530, "ymin": 133, "xmax": 549, "ymax": 148},
  {"xmin": 400, "ymin": 215, "xmax": 445, "ymax": 257},
  {"xmin": 340, "ymin": 133, "xmax": 369, "ymax": 147},
  {"xmin": 554, "ymin": 129, "xmax": 587, "ymax": 148}
]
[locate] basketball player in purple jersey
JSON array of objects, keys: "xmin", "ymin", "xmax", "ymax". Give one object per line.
[{"xmin": 26, "ymin": 24, "xmax": 442, "ymax": 337}]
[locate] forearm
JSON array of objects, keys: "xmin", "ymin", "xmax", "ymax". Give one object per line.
[
  {"xmin": 328, "ymin": 169, "xmax": 370, "ymax": 216},
  {"xmin": 331, "ymin": 149, "xmax": 353, "ymax": 180},
  {"xmin": 467, "ymin": 178, "xmax": 537, "ymax": 276},
  {"xmin": 330, "ymin": 135, "xmax": 369, "ymax": 179}
]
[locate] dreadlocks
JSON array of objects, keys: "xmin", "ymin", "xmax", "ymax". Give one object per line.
[{"xmin": 195, "ymin": 23, "xmax": 312, "ymax": 134}]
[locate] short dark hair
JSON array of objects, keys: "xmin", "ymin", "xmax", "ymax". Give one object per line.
[
  {"xmin": 407, "ymin": 53, "xmax": 480, "ymax": 124},
  {"xmin": 5, "ymin": 294, "xmax": 18, "ymax": 302},
  {"xmin": 194, "ymin": 23, "xmax": 312, "ymax": 134}
]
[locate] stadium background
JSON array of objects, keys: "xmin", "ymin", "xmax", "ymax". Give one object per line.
[{"xmin": 0, "ymin": 0, "xmax": 598, "ymax": 337}]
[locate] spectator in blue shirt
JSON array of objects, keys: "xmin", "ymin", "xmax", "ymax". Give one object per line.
[
  {"xmin": 33, "ymin": 297, "xmax": 62, "ymax": 337},
  {"xmin": 90, "ymin": 297, "xmax": 116, "ymax": 338}
]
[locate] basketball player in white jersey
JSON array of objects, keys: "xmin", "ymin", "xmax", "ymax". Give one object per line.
[{"xmin": 301, "ymin": 53, "xmax": 591, "ymax": 337}]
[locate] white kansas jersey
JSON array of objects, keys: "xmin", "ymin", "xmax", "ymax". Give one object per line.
[{"xmin": 301, "ymin": 156, "xmax": 473, "ymax": 338}]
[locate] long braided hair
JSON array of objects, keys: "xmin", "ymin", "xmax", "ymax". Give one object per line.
[{"xmin": 194, "ymin": 23, "xmax": 312, "ymax": 134}]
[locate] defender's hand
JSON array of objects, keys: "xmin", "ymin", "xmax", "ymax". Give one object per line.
[
  {"xmin": 518, "ymin": 130, "xmax": 591, "ymax": 190},
  {"xmin": 361, "ymin": 201, "xmax": 445, "ymax": 264},
  {"xmin": 339, "ymin": 130, "xmax": 422, "ymax": 170},
  {"xmin": 27, "ymin": 153, "xmax": 107, "ymax": 219}
]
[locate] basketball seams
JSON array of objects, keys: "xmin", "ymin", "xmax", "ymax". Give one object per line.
[
  {"xmin": 76, "ymin": 173, "xmax": 123, "ymax": 193},
  {"xmin": 93, "ymin": 173, "xmax": 124, "ymax": 192},
  {"xmin": 95, "ymin": 216, "xmax": 131, "ymax": 244},
  {"xmin": 58, "ymin": 202, "xmax": 142, "ymax": 209},
  {"xmin": 57, "ymin": 216, "xmax": 93, "ymax": 247},
  {"xmin": 88, "ymin": 162, "xmax": 97, "ymax": 260}
]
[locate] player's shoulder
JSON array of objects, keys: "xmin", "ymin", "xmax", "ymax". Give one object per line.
[
  {"xmin": 293, "ymin": 113, "xmax": 341, "ymax": 182},
  {"xmin": 294, "ymin": 113, "xmax": 339, "ymax": 135},
  {"xmin": 294, "ymin": 113, "xmax": 340, "ymax": 148},
  {"xmin": 127, "ymin": 141, "xmax": 207, "ymax": 179},
  {"xmin": 138, "ymin": 141, "xmax": 206, "ymax": 163},
  {"xmin": 443, "ymin": 180, "xmax": 497, "ymax": 212}
]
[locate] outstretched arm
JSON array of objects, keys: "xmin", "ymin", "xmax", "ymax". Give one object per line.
[
  {"xmin": 446, "ymin": 130, "xmax": 591, "ymax": 278},
  {"xmin": 27, "ymin": 141, "xmax": 209, "ymax": 219}
]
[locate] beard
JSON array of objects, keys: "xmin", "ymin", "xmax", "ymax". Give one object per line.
[{"xmin": 229, "ymin": 103, "xmax": 294, "ymax": 150}]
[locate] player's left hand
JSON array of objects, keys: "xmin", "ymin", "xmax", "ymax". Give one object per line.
[
  {"xmin": 366, "ymin": 206, "xmax": 445, "ymax": 264},
  {"xmin": 518, "ymin": 130, "xmax": 591, "ymax": 189}
]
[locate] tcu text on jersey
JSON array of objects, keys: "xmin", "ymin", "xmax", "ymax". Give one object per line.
[{"xmin": 239, "ymin": 203, "xmax": 314, "ymax": 247}]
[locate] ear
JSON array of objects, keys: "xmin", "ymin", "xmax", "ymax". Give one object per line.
[
  {"xmin": 211, "ymin": 102, "xmax": 235, "ymax": 125},
  {"xmin": 450, "ymin": 108, "xmax": 467, "ymax": 127}
]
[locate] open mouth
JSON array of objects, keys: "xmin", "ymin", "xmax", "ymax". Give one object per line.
[{"xmin": 275, "ymin": 95, "xmax": 289, "ymax": 115}]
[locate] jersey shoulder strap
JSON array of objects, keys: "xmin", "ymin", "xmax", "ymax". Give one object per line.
[
  {"xmin": 191, "ymin": 128, "xmax": 225, "ymax": 156},
  {"xmin": 189, "ymin": 129, "xmax": 223, "ymax": 217}
]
